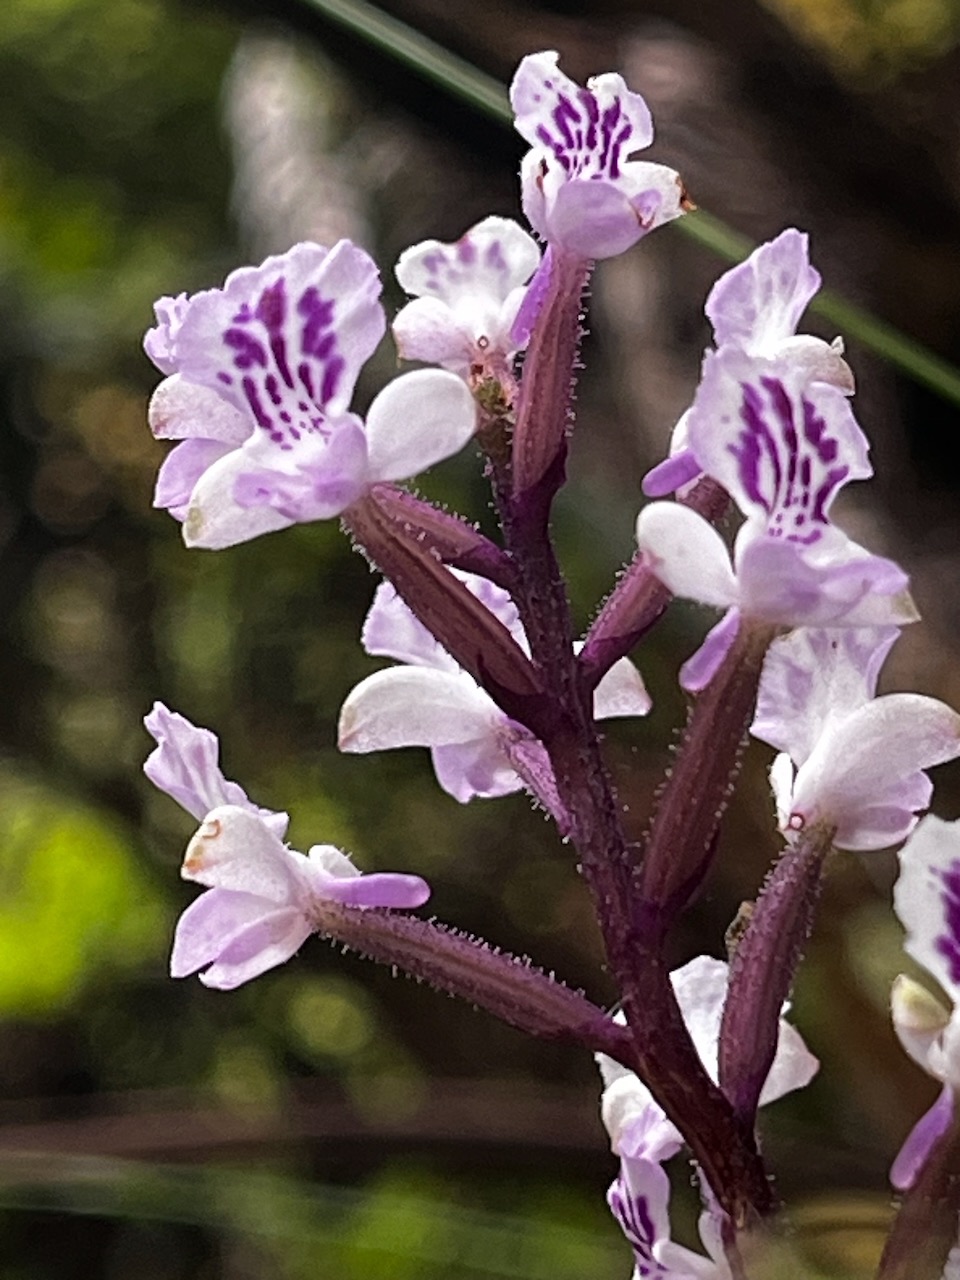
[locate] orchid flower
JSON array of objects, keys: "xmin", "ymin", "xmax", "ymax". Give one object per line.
[
  {"xmin": 752, "ymin": 629, "xmax": 960, "ymax": 850},
  {"xmin": 599, "ymin": 957, "xmax": 817, "ymax": 1275},
  {"xmin": 598, "ymin": 956, "xmax": 818, "ymax": 1166},
  {"xmin": 889, "ymin": 816, "xmax": 960, "ymax": 1188},
  {"xmin": 644, "ymin": 229, "xmax": 855, "ymax": 498},
  {"xmin": 509, "ymin": 50, "xmax": 687, "ymax": 260},
  {"xmin": 608, "ymin": 1154, "xmax": 730, "ymax": 1279},
  {"xmin": 145, "ymin": 240, "xmax": 476, "ymax": 549},
  {"xmin": 145, "ymin": 704, "xmax": 429, "ymax": 988},
  {"xmin": 635, "ymin": 346, "xmax": 916, "ymax": 690},
  {"xmin": 393, "ymin": 216, "xmax": 541, "ymax": 384},
  {"xmin": 338, "ymin": 571, "xmax": 651, "ymax": 804}
]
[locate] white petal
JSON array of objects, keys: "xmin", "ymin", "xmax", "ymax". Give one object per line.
[
  {"xmin": 891, "ymin": 974, "xmax": 950, "ymax": 1077},
  {"xmin": 148, "ymin": 373, "xmax": 251, "ymax": 444},
  {"xmin": 635, "ymin": 503, "xmax": 738, "ymax": 608},
  {"xmin": 392, "ymin": 296, "xmax": 474, "ymax": 370},
  {"xmin": 793, "ymin": 694, "xmax": 960, "ymax": 832},
  {"xmin": 592, "ymin": 658, "xmax": 652, "ymax": 719},
  {"xmin": 181, "ymin": 805, "xmax": 304, "ymax": 903},
  {"xmin": 338, "ymin": 667, "xmax": 499, "ymax": 752},
  {"xmin": 364, "ymin": 369, "xmax": 477, "ymax": 482},
  {"xmin": 182, "ymin": 446, "xmax": 293, "ymax": 549}
]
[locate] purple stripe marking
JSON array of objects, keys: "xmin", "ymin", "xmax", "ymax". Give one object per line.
[{"xmin": 936, "ymin": 863, "xmax": 960, "ymax": 984}]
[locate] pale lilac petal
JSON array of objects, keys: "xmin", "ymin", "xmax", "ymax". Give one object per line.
[
  {"xmin": 181, "ymin": 444, "xmax": 299, "ymax": 549},
  {"xmin": 758, "ymin": 1017, "xmax": 821, "ymax": 1106},
  {"xmin": 171, "ymin": 886, "xmax": 307, "ymax": 987},
  {"xmin": 546, "ymin": 170, "xmax": 683, "ymax": 260},
  {"xmin": 148, "ymin": 374, "xmax": 250, "ymax": 444},
  {"xmin": 181, "ymin": 805, "xmax": 304, "ymax": 902},
  {"xmin": 362, "ymin": 581, "xmax": 460, "ymax": 671},
  {"xmin": 338, "ymin": 667, "xmax": 500, "ymax": 752},
  {"xmin": 896, "ymin": 816, "xmax": 960, "ymax": 1008},
  {"xmin": 705, "ymin": 229, "xmax": 820, "ymax": 351},
  {"xmin": 363, "ymin": 369, "xmax": 476, "ymax": 482},
  {"xmin": 891, "ymin": 1085, "xmax": 954, "ymax": 1191},
  {"xmin": 319, "ymin": 869, "xmax": 431, "ymax": 909},
  {"xmin": 200, "ymin": 908, "xmax": 312, "ymax": 989},
  {"xmin": 642, "ymin": 447, "xmax": 701, "ymax": 498},
  {"xmin": 154, "ymin": 438, "xmax": 234, "ymax": 517},
  {"xmin": 592, "ymin": 657, "xmax": 652, "ymax": 718},
  {"xmin": 679, "ymin": 609, "xmax": 742, "ymax": 694},
  {"xmin": 232, "ymin": 418, "xmax": 370, "ymax": 523},
  {"xmin": 688, "ymin": 347, "xmax": 870, "ymax": 531},
  {"xmin": 392, "ymin": 296, "xmax": 476, "ymax": 369},
  {"xmin": 510, "ymin": 247, "xmax": 553, "ymax": 347},
  {"xmin": 143, "ymin": 703, "xmax": 287, "ymax": 836},
  {"xmin": 752, "ymin": 628, "xmax": 900, "ymax": 764},
  {"xmin": 636, "ymin": 503, "xmax": 738, "ymax": 608},
  {"xmin": 175, "ymin": 240, "xmax": 385, "ymax": 428},
  {"xmin": 791, "ymin": 695, "xmax": 960, "ymax": 845},
  {"xmin": 304, "ymin": 844, "xmax": 430, "ymax": 908},
  {"xmin": 891, "ymin": 974, "xmax": 952, "ymax": 1077},
  {"xmin": 144, "ymin": 293, "xmax": 189, "ymax": 375},
  {"xmin": 431, "ymin": 736, "xmax": 522, "ymax": 802}
]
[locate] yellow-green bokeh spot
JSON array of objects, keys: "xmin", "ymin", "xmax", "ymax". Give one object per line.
[{"xmin": 0, "ymin": 766, "xmax": 165, "ymax": 1014}]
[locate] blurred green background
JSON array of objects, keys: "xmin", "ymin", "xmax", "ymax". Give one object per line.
[{"xmin": 2, "ymin": 0, "xmax": 960, "ymax": 1275}]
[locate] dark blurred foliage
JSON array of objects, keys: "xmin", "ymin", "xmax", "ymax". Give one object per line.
[{"xmin": 1, "ymin": 0, "xmax": 960, "ymax": 1275}]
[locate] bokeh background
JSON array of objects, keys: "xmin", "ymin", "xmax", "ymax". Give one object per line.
[{"xmin": 2, "ymin": 0, "xmax": 960, "ymax": 1275}]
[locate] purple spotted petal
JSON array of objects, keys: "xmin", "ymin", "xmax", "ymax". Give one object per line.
[
  {"xmin": 143, "ymin": 702, "xmax": 288, "ymax": 836},
  {"xmin": 752, "ymin": 627, "xmax": 900, "ymax": 764},
  {"xmin": 897, "ymin": 817, "xmax": 960, "ymax": 1007},
  {"xmin": 705, "ymin": 229, "xmax": 821, "ymax": 352},
  {"xmin": 689, "ymin": 347, "xmax": 870, "ymax": 536},
  {"xmin": 607, "ymin": 1158, "xmax": 673, "ymax": 1278},
  {"xmin": 891, "ymin": 1085, "xmax": 954, "ymax": 1191},
  {"xmin": 173, "ymin": 240, "xmax": 385, "ymax": 445}
]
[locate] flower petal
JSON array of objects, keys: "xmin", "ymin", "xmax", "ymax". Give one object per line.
[
  {"xmin": 896, "ymin": 816, "xmax": 960, "ymax": 1008},
  {"xmin": 170, "ymin": 886, "xmax": 307, "ymax": 987},
  {"xmin": 338, "ymin": 667, "xmax": 500, "ymax": 752},
  {"xmin": 679, "ymin": 608, "xmax": 742, "ymax": 694},
  {"xmin": 200, "ymin": 908, "xmax": 312, "ymax": 989},
  {"xmin": 181, "ymin": 805, "xmax": 304, "ymax": 903},
  {"xmin": 890, "ymin": 1084, "xmax": 954, "ymax": 1191},
  {"xmin": 174, "ymin": 239, "xmax": 385, "ymax": 427},
  {"xmin": 363, "ymin": 369, "xmax": 476, "ymax": 482},
  {"xmin": 705, "ymin": 228, "xmax": 821, "ymax": 352},
  {"xmin": 635, "ymin": 503, "xmax": 738, "ymax": 608},
  {"xmin": 431, "ymin": 737, "xmax": 522, "ymax": 802},
  {"xmin": 592, "ymin": 657, "xmax": 652, "ymax": 719},
  {"xmin": 148, "ymin": 373, "xmax": 251, "ymax": 444}
]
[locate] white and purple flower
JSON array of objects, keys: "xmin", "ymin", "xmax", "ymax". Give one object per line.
[
  {"xmin": 636, "ymin": 346, "xmax": 916, "ymax": 690},
  {"xmin": 510, "ymin": 50, "xmax": 687, "ymax": 260},
  {"xmin": 146, "ymin": 240, "xmax": 476, "ymax": 549},
  {"xmin": 599, "ymin": 956, "xmax": 817, "ymax": 1277},
  {"xmin": 752, "ymin": 629, "xmax": 960, "ymax": 850},
  {"xmin": 393, "ymin": 216, "xmax": 541, "ymax": 383},
  {"xmin": 644, "ymin": 229, "xmax": 854, "ymax": 498},
  {"xmin": 889, "ymin": 816, "xmax": 960, "ymax": 1189},
  {"xmin": 145, "ymin": 703, "xmax": 429, "ymax": 988},
  {"xmin": 338, "ymin": 571, "xmax": 651, "ymax": 804}
]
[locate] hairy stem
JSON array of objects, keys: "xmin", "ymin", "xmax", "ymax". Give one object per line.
[{"xmin": 311, "ymin": 901, "xmax": 634, "ymax": 1063}]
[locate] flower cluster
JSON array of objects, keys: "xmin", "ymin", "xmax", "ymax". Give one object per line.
[{"xmin": 139, "ymin": 45, "xmax": 960, "ymax": 1280}]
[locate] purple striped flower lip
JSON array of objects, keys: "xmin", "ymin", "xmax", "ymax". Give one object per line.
[{"xmin": 510, "ymin": 51, "xmax": 687, "ymax": 260}]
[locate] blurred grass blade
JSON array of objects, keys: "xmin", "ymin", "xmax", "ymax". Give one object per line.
[{"xmin": 302, "ymin": 0, "xmax": 960, "ymax": 408}]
